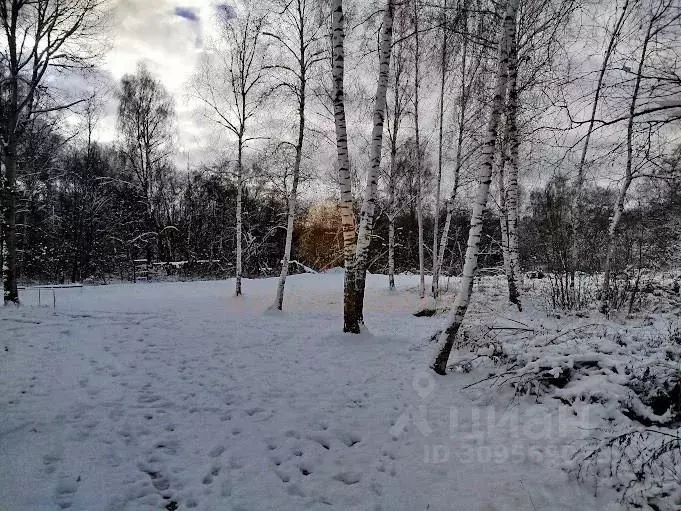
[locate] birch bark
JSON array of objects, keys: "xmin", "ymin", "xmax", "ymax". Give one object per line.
[
  {"xmin": 571, "ymin": 1, "xmax": 630, "ymax": 290},
  {"xmin": 387, "ymin": 61, "xmax": 403, "ymax": 290},
  {"xmin": 332, "ymin": 0, "xmax": 360, "ymax": 333},
  {"xmin": 273, "ymin": 0, "xmax": 319, "ymax": 310},
  {"xmin": 436, "ymin": 6, "xmax": 472, "ymax": 286},
  {"xmin": 498, "ymin": 149, "xmax": 510, "ymax": 278},
  {"xmin": 432, "ymin": 0, "xmax": 518, "ymax": 375},
  {"xmin": 432, "ymin": 0, "xmax": 448, "ymax": 299},
  {"xmin": 412, "ymin": 0, "xmax": 425, "ymax": 299},
  {"xmin": 354, "ymin": 0, "xmax": 395, "ymax": 325},
  {"xmin": 600, "ymin": 8, "xmax": 651, "ymax": 315},
  {"xmin": 503, "ymin": 35, "xmax": 521, "ymax": 310}
]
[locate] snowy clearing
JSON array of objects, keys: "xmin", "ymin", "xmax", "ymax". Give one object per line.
[{"xmin": 2, "ymin": 274, "xmax": 626, "ymax": 511}]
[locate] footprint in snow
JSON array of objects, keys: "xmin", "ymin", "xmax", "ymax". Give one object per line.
[
  {"xmin": 284, "ymin": 429, "xmax": 301, "ymax": 440},
  {"xmin": 381, "ymin": 448, "xmax": 396, "ymax": 460},
  {"xmin": 337, "ymin": 430, "xmax": 362, "ymax": 447},
  {"xmin": 333, "ymin": 471, "xmax": 361, "ymax": 485},
  {"xmin": 43, "ymin": 451, "xmax": 62, "ymax": 475},
  {"xmin": 148, "ymin": 471, "xmax": 171, "ymax": 492},
  {"xmin": 208, "ymin": 445, "xmax": 225, "ymax": 458},
  {"xmin": 245, "ymin": 406, "xmax": 274, "ymax": 422},
  {"xmin": 139, "ymin": 462, "xmax": 173, "ymax": 501},
  {"xmin": 228, "ymin": 456, "xmax": 244, "ymax": 470},
  {"xmin": 287, "ymin": 482, "xmax": 306, "ymax": 497},
  {"xmin": 306, "ymin": 432, "xmax": 330, "ymax": 450},
  {"xmin": 201, "ymin": 464, "xmax": 221, "ymax": 485},
  {"xmin": 154, "ymin": 439, "xmax": 179, "ymax": 456},
  {"xmin": 55, "ymin": 475, "xmax": 79, "ymax": 509},
  {"xmin": 377, "ymin": 449, "xmax": 397, "ymax": 476},
  {"xmin": 274, "ymin": 467, "xmax": 291, "ymax": 483},
  {"xmin": 298, "ymin": 461, "xmax": 313, "ymax": 476},
  {"xmin": 220, "ymin": 477, "xmax": 232, "ymax": 497}
]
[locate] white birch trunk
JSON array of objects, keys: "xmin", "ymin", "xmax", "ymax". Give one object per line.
[
  {"xmin": 354, "ymin": 0, "xmax": 394, "ymax": 323},
  {"xmin": 437, "ymin": 196, "xmax": 456, "ymax": 278},
  {"xmin": 498, "ymin": 151, "xmax": 510, "ymax": 277},
  {"xmin": 432, "ymin": 0, "xmax": 518, "ymax": 375},
  {"xmin": 600, "ymin": 178, "xmax": 631, "ymax": 314},
  {"xmin": 571, "ymin": 0, "xmax": 630, "ymax": 288},
  {"xmin": 432, "ymin": 0, "xmax": 448, "ymax": 299},
  {"xmin": 388, "ymin": 214, "xmax": 395, "ymax": 289},
  {"xmin": 387, "ymin": 36, "xmax": 404, "ymax": 292},
  {"xmin": 416, "ymin": 175, "xmax": 425, "ymax": 299},
  {"xmin": 273, "ymin": 10, "xmax": 308, "ymax": 311},
  {"xmin": 388, "ymin": 128, "xmax": 397, "ymax": 290},
  {"xmin": 436, "ymin": 6, "xmax": 468, "ymax": 288},
  {"xmin": 413, "ymin": 0, "xmax": 425, "ymax": 300},
  {"xmin": 332, "ymin": 0, "xmax": 360, "ymax": 333},
  {"xmin": 503, "ymin": 35, "xmax": 521, "ymax": 310},
  {"xmin": 274, "ymin": 178, "xmax": 299, "ymax": 309},
  {"xmin": 600, "ymin": 10, "xmax": 649, "ymax": 315}
]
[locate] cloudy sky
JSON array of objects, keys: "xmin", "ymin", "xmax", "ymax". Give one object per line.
[
  {"xmin": 94, "ymin": 0, "xmax": 234, "ymax": 163},
  {"xmin": 87, "ymin": 0, "xmax": 638, "ymax": 195}
]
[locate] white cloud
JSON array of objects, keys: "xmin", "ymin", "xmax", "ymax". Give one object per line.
[{"xmin": 97, "ymin": 0, "xmax": 232, "ymax": 161}]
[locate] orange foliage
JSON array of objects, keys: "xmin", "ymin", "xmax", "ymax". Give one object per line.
[{"xmin": 295, "ymin": 201, "xmax": 344, "ymax": 271}]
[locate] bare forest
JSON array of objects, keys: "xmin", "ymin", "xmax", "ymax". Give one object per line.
[{"xmin": 2, "ymin": 0, "xmax": 681, "ymax": 509}]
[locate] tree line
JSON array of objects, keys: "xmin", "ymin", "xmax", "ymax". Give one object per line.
[{"xmin": 2, "ymin": 0, "xmax": 681, "ymax": 373}]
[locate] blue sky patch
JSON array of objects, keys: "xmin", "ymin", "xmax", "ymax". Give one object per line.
[{"xmin": 174, "ymin": 6, "xmax": 199, "ymax": 22}]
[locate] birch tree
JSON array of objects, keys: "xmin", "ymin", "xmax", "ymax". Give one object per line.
[
  {"xmin": 385, "ymin": 5, "xmax": 412, "ymax": 291},
  {"xmin": 497, "ymin": 0, "xmax": 575, "ymax": 309},
  {"xmin": 570, "ymin": 0, "xmax": 631, "ymax": 290},
  {"xmin": 431, "ymin": 0, "xmax": 450, "ymax": 299},
  {"xmin": 0, "ymin": 0, "xmax": 103, "ymax": 304},
  {"xmin": 194, "ymin": 8, "xmax": 268, "ymax": 296},
  {"xmin": 432, "ymin": 0, "xmax": 519, "ymax": 375},
  {"xmin": 600, "ymin": 0, "xmax": 680, "ymax": 315},
  {"xmin": 412, "ymin": 0, "xmax": 425, "ymax": 300},
  {"xmin": 353, "ymin": 0, "xmax": 395, "ymax": 326},
  {"xmin": 331, "ymin": 0, "xmax": 360, "ymax": 333},
  {"xmin": 497, "ymin": 138, "xmax": 510, "ymax": 276},
  {"xmin": 435, "ymin": 4, "xmax": 486, "ymax": 292},
  {"xmin": 267, "ymin": 0, "xmax": 326, "ymax": 310},
  {"xmin": 500, "ymin": 32, "xmax": 522, "ymax": 310}
]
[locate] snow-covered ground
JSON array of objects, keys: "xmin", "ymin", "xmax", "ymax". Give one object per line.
[{"xmin": 1, "ymin": 274, "xmax": 626, "ymax": 511}]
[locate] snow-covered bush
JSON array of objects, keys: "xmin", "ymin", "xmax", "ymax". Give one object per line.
[
  {"xmin": 537, "ymin": 272, "xmax": 599, "ymax": 311},
  {"xmin": 575, "ymin": 429, "xmax": 681, "ymax": 510},
  {"xmin": 449, "ymin": 305, "xmax": 681, "ymax": 509},
  {"xmin": 606, "ymin": 266, "xmax": 655, "ymax": 314}
]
